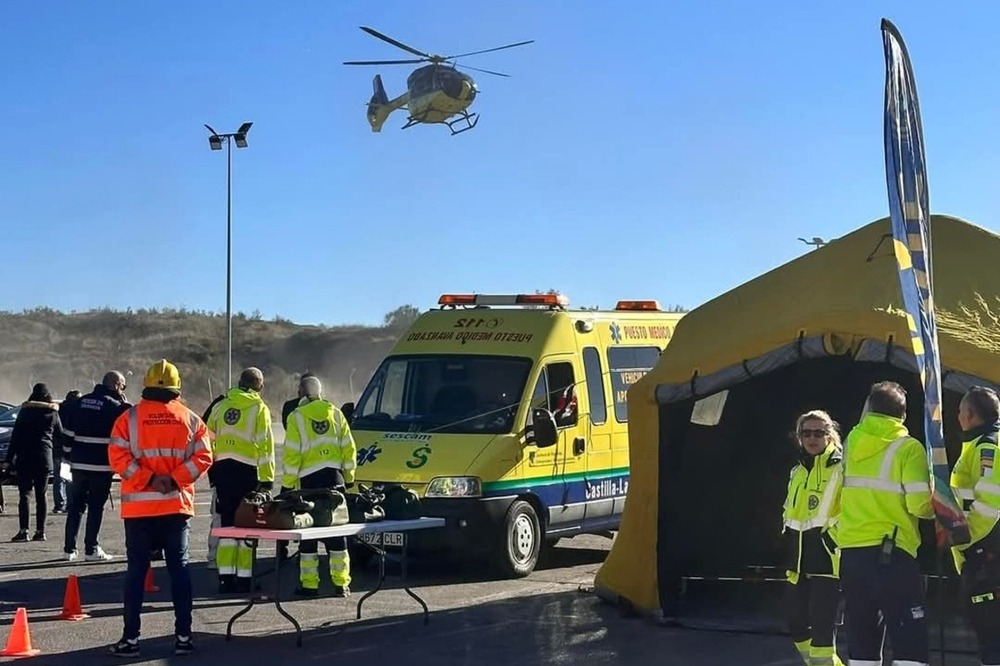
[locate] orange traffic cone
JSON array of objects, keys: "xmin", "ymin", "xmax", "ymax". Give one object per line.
[
  {"xmin": 144, "ymin": 567, "xmax": 159, "ymax": 593},
  {"xmin": 59, "ymin": 574, "xmax": 89, "ymax": 621},
  {"xmin": 1, "ymin": 607, "xmax": 41, "ymax": 657}
]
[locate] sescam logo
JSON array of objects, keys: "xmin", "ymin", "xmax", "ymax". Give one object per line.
[{"xmin": 585, "ymin": 476, "xmax": 630, "ymax": 501}]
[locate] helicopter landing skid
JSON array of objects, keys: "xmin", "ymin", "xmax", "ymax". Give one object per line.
[
  {"xmin": 400, "ymin": 110, "xmax": 478, "ymax": 135},
  {"xmin": 445, "ymin": 112, "xmax": 478, "ymax": 135}
]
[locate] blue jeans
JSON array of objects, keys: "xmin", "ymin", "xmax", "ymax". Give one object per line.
[
  {"xmin": 123, "ymin": 515, "xmax": 192, "ymax": 640},
  {"xmin": 52, "ymin": 471, "xmax": 67, "ymax": 510}
]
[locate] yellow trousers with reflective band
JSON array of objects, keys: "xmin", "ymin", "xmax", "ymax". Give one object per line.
[
  {"xmin": 299, "ymin": 547, "xmax": 351, "ymax": 589},
  {"xmin": 793, "ymin": 640, "xmax": 844, "ymax": 666},
  {"xmin": 216, "ymin": 538, "xmax": 255, "ymax": 577}
]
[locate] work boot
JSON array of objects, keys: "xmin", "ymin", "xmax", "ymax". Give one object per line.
[
  {"xmin": 218, "ymin": 574, "xmax": 237, "ymax": 594},
  {"xmin": 294, "ymin": 586, "xmax": 319, "ymax": 598},
  {"xmin": 332, "ymin": 585, "xmax": 351, "ymax": 598},
  {"xmin": 174, "ymin": 635, "xmax": 194, "ymax": 656}
]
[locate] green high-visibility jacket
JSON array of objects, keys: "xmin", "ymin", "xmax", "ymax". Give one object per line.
[
  {"xmin": 206, "ymin": 387, "xmax": 275, "ymax": 482},
  {"xmin": 282, "ymin": 399, "xmax": 357, "ymax": 489}
]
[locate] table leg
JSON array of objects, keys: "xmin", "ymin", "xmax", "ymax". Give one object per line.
[
  {"xmin": 272, "ymin": 540, "xmax": 303, "ymax": 647},
  {"xmin": 225, "ymin": 538, "xmax": 259, "ymax": 642},
  {"xmin": 356, "ymin": 537, "xmax": 387, "ymax": 620},
  {"xmin": 400, "ymin": 533, "xmax": 430, "ymax": 625},
  {"xmin": 354, "ymin": 534, "xmax": 430, "ymax": 625}
]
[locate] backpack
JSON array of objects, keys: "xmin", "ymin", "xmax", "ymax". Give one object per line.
[
  {"xmin": 234, "ymin": 490, "xmax": 314, "ymax": 530},
  {"xmin": 274, "ymin": 488, "xmax": 349, "ymax": 528}
]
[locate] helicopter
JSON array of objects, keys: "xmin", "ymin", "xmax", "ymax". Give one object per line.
[{"xmin": 343, "ymin": 27, "xmax": 533, "ymax": 135}]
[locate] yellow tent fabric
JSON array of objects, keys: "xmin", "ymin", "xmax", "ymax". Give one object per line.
[{"xmin": 594, "ymin": 214, "xmax": 1000, "ymax": 616}]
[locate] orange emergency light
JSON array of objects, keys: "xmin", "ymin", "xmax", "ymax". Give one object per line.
[
  {"xmin": 438, "ymin": 293, "xmax": 570, "ymax": 308},
  {"xmin": 615, "ymin": 300, "xmax": 662, "ymax": 311}
]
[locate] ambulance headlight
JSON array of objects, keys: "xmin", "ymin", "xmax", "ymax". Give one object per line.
[{"xmin": 425, "ymin": 476, "xmax": 482, "ymax": 498}]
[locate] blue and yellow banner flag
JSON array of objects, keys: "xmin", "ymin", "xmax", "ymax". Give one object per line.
[{"xmin": 880, "ymin": 18, "xmax": 969, "ymax": 546}]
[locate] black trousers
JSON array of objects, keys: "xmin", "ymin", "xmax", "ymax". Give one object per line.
[
  {"xmin": 786, "ymin": 575, "xmax": 841, "ymax": 649},
  {"xmin": 297, "ymin": 469, "xmax": 347, "ymax": 554},
  {"xmin": 213, "ymin": 462, "xmax": 259, "ymax": 529},
  {"xmin": 961, "ymin": 546, "xmax": 1000, "ymax": 665},
  {"xmin": 17, "ymin": 472, "xmax": 48, "ymax": 533},
  {"xmin": 840, "ymin": 546, "xmax": 928, "ymax": 664}
]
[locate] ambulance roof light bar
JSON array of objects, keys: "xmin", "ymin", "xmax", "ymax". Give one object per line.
[
  {"xmin": 615, "ymin": 300, "xmax": 662, "ymax": 311},
  {"xmin": 438, "ymin": 293, "xmax": 570, "ymax": 309}
]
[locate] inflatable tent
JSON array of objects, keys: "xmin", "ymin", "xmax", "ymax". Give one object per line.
[{"xmin": 594, "ymin": 214, "xmax": 1000, "ymax": 617}]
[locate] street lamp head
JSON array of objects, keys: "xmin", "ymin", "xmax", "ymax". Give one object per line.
[
  {"xmin": 208, "ymin": 135, "xmax": 223, "ymax": 150},
  {"xmin": 234, "ymin": 133, "xmax": 248, "ymax": 148},
  {"xmin": 237, "ymin": 121, "xmax": 253, "ymax": 135}
]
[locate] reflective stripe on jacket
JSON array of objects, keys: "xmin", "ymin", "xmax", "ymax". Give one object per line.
[
  {"xmin": 951, "ymin": 428, "xmax": 1000, "ymax": 569},
  {"xmin": 837, "ymin": 413, "xmax": 933, "ymax": 558},
  {"xmin": 108, "ymin": 398, "xmax": 213, "ymax": 518},
  {"xmin": 206, "ymin": 387, "xmax": 275, "ymax": 482},
  {"xmin": 282, "ymin": 399, "xmax": 357, "ymax": 488},
  {"xmin": 782, "ymin": 443, "xmax": 843, "ymax": 579}
]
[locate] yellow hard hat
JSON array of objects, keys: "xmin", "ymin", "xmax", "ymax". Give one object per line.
[{"xmin": 144, "ymin": 359, "xmax": 181, "ymax": 390}]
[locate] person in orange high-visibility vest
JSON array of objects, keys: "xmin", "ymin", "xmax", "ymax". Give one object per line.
[{"xmin": 107, "ymin": 359, "xmax": 213, "ymax": 658}]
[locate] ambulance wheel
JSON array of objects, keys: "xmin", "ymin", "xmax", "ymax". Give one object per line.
[{"xmin": 495, "ymin": 500, "xmax": 541, "ymax": 578}]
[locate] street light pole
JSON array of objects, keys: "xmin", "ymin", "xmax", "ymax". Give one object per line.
[
  {"xmin": 226, "ymin": 133, "xmax": 233, "ymax": 390},
  {"xmin": 205, "ymin": 122, "xmax": 253, "ymax": 390}
]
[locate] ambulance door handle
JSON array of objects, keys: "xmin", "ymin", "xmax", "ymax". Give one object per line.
[{"xmin": 573, "ymin": 437, "xmax": 586, "ymax": 456}]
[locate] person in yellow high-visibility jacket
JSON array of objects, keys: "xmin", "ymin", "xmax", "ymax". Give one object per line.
[
  {"xmin": 280, "ymin": 376, "xmax": 357, "ymax": 597},
  {"xmin": 206, "ymin": 367, "xmax": 275, "ymax": 594},
  {"xmin": 781, "ymin": 409, "xmax": 845, "ymax": 666},
  {"xmin": 949, "ymin": 386, "xmax": 1000, "ymax": 666},
  {"xmin": 837, "ymin": 381, "xmax": 933, "ymax": 666}
]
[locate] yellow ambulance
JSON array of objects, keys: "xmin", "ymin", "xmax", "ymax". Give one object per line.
[{"xmin": 345, "ymin": 292, "xmax": 683, "ymax": 577}]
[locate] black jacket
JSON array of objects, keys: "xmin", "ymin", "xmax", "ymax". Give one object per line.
[
  {"xmin": 6, "ymin": 401, "xmax": 63, "ymax": 475},
  {"xmin": 63, "ymin": 384, "xmax": 130, "ymax": 473},
  {"xmin": 281, "ymin": 397, "xmax": 302, "ymax": 430}
]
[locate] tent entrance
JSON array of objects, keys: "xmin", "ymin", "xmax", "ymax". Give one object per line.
[{"xmin": 654, "ymin": 353, "xmax": 970, "ymax": 634}]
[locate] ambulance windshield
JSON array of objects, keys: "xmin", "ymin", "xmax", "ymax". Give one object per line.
[{"xmin": 352, "ymin": 354, "xmax": 532, "ymax": 434}]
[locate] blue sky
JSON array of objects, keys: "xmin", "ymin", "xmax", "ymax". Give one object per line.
[{"xmin": 2, "ymin": 2, "xmax": 998, "ymax": 327}]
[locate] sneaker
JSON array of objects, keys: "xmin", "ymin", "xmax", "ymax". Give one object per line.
[
  {"xmin": 174, "ymin": 635, "xmax": 194, "ymax": 656},
  {"xmin": 85, "ymin": 547, "xmax": 114, "ymax": 562},
  {"xmin": 64, "ymin": 550, "xmax": 78, "ymax": 562},
  {"xmin": 332, "ymin": 585, "xmax": 351, "ymax": 598},
  {"xmin": 31, "ymin": 532, "xmax": 45, "ymax": 542},
  {"xmin": 10, "ymin": 531, "xmax": 27, "ymax": 543},
  {"xmin": 109, "ymin": 637, "xmax": 139, "ymax": 656},
  {"xmin": 293, "ymin": 586, "xmax": 318, "ymax": 598}
]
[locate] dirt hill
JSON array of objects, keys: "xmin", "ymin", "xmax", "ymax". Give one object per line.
[{"xmin": 0, "ymin": 306, "xmax": 415, "ymax": 419}]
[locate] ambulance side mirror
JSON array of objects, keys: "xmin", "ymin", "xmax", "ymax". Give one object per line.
[
  {"xmin": 342, "ymin": 402, "xmax": 356, "ymax": 424},
  {"xmin": 531, "ymin": 408, "xmax": 558, "ymax": 448}
]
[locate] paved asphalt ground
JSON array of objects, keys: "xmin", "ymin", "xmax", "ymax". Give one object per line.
[{"xmin": 0, "ymin": 482, "xmax": 980, "ymax": 665}]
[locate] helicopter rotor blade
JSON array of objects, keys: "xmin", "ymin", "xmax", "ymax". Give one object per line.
[
  {"xmin": 445, "ymin": 40, "xmax": 534, "ymax": 60},
  {"xmin": 343, "ymin": 59, "xmax": 426, "ymax": 65},
  {"xmin": 455, "ymin": 63, "xmax": 511, "ymax": 78},
  {"xmin": 359, "ymin": 26, "xmax": 432, "ymax": 59}
]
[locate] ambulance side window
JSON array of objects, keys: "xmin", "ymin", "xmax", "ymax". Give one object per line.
[{"xmin": 583, "ymin": 347, "xmax": 607, "ymax": 425}]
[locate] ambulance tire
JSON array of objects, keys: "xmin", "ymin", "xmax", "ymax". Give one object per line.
[{"xmin": 495, "ymin": 500, "xmax": 541, "ymax": 578}]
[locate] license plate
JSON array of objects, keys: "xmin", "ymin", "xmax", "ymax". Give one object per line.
[{"xmin": 358, "ymin": 532, "xmax": 403, "ymax": 547}]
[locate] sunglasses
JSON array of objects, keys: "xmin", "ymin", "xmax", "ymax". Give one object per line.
[{"xmin": 798, "ymin": 429, "xmax": 828, "ymax": 438}]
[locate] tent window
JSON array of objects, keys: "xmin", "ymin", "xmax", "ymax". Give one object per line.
[
  {"xmin": 583, "ymin": 347, "xmax": 607, "ymax": 425},
  {"xmin": 608, "ymin": 346, "xmax": 661, "ymax": 423}
]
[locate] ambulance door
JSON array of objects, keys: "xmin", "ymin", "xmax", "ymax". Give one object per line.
[{"xmin": 524, "ymin": 356, "xmax": 585, "ymax": 529}]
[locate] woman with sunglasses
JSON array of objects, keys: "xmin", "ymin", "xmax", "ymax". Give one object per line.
[{"xmin": 781, "ymin": 410, "xmax": 845, "ymax": 666}]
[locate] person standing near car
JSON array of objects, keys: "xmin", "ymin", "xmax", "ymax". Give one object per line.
[
  {"xmin": 53, "ymin": 389, "xmax": 81, "ymax": 513},
  {"xmin": 281, "ymin": 376, "xmax": 357, "ymax": 597},
  {"xmin": 62, "ymin": 371, "xmax": 130, "ymax": 561},
  {"xmin": 3, "ymin": 383, "xmax": 63, "ymax": 542}
]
